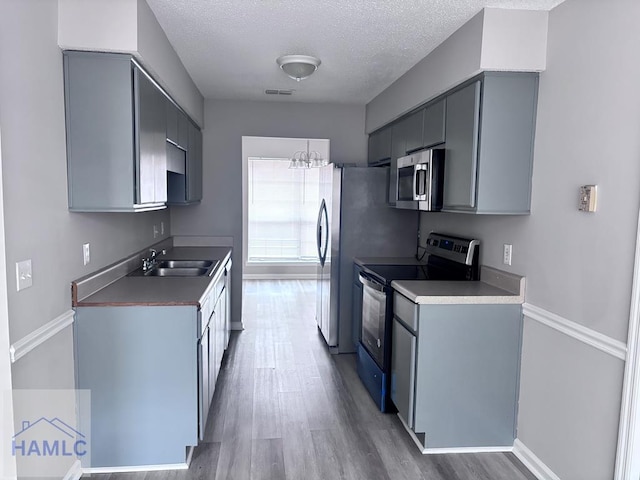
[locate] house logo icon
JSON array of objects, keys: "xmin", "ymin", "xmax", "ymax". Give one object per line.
[{"xmin": 12, "ymin": 417, "xmax": 88, "ymax": 458}]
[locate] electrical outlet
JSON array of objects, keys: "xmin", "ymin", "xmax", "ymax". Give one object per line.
[
  {"xmin": 153, "ymin": 224, "xmax": 159, "ymax": 239},
  {"xmin": 83, "ymin": 243, "xmax": 90, "ymax": 266},
  {"xmin": 503, "ymin": 244, "xmax": 512, "ymax": 266},
  {"xmin": 160, "ymin": 221, "xmax": 165, "ymax": 235},
  {"xmin": 16, "ymin": 259, "xmax": 32, "ymax": 291}
]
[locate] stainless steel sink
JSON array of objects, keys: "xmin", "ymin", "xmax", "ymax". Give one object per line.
[
  {"xmin": 128, "ymin": 259, "xmax": 219, "ymax": 277},
  {"xmin": 157, "ymin": 260, "xmax": 215, "ymax": 269},
  {"xmin": 145, "ymin": 267, "xmax": 211, "ymax": 277}
]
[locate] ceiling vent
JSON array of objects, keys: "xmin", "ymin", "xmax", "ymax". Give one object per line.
[{"xmin": 265, "ymin": 89, "xmax": 294, "ymax": 96}]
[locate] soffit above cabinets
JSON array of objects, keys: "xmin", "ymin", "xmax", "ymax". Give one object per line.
[{"xmin": 145, "ymin": 0, "xmax": 564, "ymax": 104}]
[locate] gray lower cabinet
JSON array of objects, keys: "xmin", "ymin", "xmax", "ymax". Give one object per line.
[
  {"xmin": 443, "ymin": 73, "xmax": 538, "ymax": 214},
  {"xmin": 64, "ymin": 51, "xmax": 167, "ymax": 212},
  {"xmin": 391, "ymin": 317, "xmax": 417, "ymax": 428},
  {"xmin": 391, "ymin": 292, "xmax": 523, "ymax": 450},
  {"xmin": 74, "ymin": 259, "xmax": 232, "ymax": 469}
]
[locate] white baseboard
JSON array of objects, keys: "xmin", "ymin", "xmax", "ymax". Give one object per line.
[
  {"xmin": 513, "ymin": 439, "xmax": 561, "ymax": 480},
  {"xmin": 242, "ymin": 273, "xmax": 317, "ymax": 280},
  {"xmin": 63, "ymin": 460, "xmax": 83, "ymax": 480},
  {"xmin": 83, "ymin": 462, "xmax": 188, "ymax": 474},
  {"xmin": 397, "ymin": 414, "xmax": 513, "ymax": 455}
]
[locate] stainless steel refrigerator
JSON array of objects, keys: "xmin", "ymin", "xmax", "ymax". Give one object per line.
[{"xmin": 315, "ymin": 164, "xmax": 419, "ymax": 354}]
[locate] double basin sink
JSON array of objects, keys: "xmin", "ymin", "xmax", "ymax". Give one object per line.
[{"xmin": 128, "ymin": 260, "xmax": 219, "ymax": 278}]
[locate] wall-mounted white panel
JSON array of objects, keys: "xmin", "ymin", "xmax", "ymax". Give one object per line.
[
  {"xmin": 58, "ymin": 0, "xmax": 138, "ymax": 53},
  {"xmin": 480, "ymin": 8, "xmax": 548, "ymax": 72}
]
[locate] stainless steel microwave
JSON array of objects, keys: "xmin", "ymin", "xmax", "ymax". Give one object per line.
[{"xmin": 395, "ymin": 148, "xmax": 445, "ymax": 211}]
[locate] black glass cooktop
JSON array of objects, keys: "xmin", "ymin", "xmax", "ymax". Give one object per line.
[
  {"xmin": 363, "ymin": 256, "xmax": 476, "ymax": 285},
  {"xmin": 363, "ymin": 264, "xmax": 431, "ymax": 283}
]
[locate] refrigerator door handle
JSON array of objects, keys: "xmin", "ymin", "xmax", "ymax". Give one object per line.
[{"xmin": 317, "ymin": 199, "xmax": 328, "ymax": 267}]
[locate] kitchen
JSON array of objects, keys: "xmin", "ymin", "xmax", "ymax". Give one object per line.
[{"xmin": 0, "ymin": 0, "xmax": 639, "ymax": 479}]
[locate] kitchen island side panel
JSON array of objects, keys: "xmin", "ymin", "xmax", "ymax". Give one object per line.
[{"xmin": 74, "ymin": 305, "xmax": 197, "ymax": 468}]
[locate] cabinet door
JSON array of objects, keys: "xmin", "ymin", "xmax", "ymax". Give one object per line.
[
  {"xmin": 166, "ymin": 101, "xmax": 178, "ymax": 145},
  {"xmin": 177, "ymin": 111, "xmax": 189, "ymax": 149},
  {"xmin": 134, "ymin": 66, "xmax": 167, "ymax": 205},
  {"xmin": 404, "ymin": 110, "xmax": 424, "ymax": 153},
  {"xmin": 224, "ymin": 263, "xmax": 232, "ymax": 349},
  {"xmin": 198, "ymin": 327, "xmax": 210, "ymax": 441},
  {"xmin": 368, "ymin": 127, "xmax": 392, "ymax": 165},
  {"xmin": 391, "ymin": 318, "xmax": 417, "ymax": 429},
  {"xmin": 186, "ymin": 123, "xmax": 203, "ymax": 202},
  {"xmin": 422, "ymin": 99, "xmax": 446, "ymax": 148},
  {"xmin": 207, "ymin": 312, "xmax": 216, "ymax": 406},
  {"xmin": 443, "ymin": 81, "xmax": 481, "ymax": 210}
]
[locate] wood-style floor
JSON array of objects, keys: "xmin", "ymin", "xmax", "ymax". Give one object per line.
[{"xmin": 91, "ymin": 280, "xmax": 536, "ymax": 480}]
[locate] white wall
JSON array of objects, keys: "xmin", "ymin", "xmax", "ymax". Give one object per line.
[
  {"xmin": 171, "ymin": 100, "xmax": 367, "ymax": 327},
  {"xmin": 0, "ymin": 1, "xmax": 172, "ymax": 475},
  {"xmin": 365, "ymin": 8, "xmax": 549, "ymax": 133},
  {"xmin": 58, "ymin": 0, "xmax": 204, "ymax": 126},
  {"xmin": 415, "ymin": 0, "xmax": 640, "ymax": 477}
]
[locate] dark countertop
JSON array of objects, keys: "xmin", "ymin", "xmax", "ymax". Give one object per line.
[{"xmin": 74, "ymin": 246, "xmax": 232, "ymax": 308}]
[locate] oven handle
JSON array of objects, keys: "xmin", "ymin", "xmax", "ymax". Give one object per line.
[{"xmin": 359, "ymin": 272, "xmax": 386, "ymax": 293}]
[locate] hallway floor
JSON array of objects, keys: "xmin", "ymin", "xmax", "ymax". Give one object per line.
[{"xmin": 93, "ymin": 280, "xmax": 536, "ymax": 480}]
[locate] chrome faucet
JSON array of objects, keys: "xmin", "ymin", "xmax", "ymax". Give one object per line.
[{"xmin": 142, "ymin": 249, "xmax": 159, "ymax": 272}]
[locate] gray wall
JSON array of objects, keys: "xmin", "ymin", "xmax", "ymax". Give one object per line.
[
  {"xmin": 417, "ymin": 0, "xmax": 640, "ymax": 477},
  {"xmin": 0, "ymin": 2, "xmax": 171, "ymax": 474},
  {"xmin": 171, "ymin": 99, "xmax": 367, "ymax": 326}
]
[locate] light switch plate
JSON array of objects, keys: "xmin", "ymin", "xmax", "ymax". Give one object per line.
[
  {"xmin": 153, "ymin": 224, "xmax": 159, "ymax": 238},
  {"xmin": 579, "ymin": 185, "xmax": 597, "ymax": 212},
  {"xmin": 83, "ymin": 243, "xmax": 90, "ymax": 265},
  {"xmin": 16, "ymin": 259, "xmax": 32, "ymax": 291},
  {"xmin": 160, "ymin": 221, "xmax": 165, "ymax": 235}
]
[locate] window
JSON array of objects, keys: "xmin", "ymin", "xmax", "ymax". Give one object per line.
[{"xmin": 247, "ymin": 158, "xmax": 320, "ymax": 263}]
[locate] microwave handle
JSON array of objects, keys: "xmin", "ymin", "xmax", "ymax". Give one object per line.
[{"xmin": 414, "ymin": 164, "xmax": 428, "ymax": 201}]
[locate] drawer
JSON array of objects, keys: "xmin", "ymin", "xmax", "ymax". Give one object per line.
[{"xmin": 393, "ymin": 291, "xmax": 418, "ymax": 333}]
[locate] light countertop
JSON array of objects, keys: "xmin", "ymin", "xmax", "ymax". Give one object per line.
[{"xmin": 391, "ymin": 279, "xmax": 524, "ymax": 305}]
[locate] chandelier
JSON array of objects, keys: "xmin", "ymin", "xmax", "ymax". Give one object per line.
[{"xmin": 288, "ymin": 139, "xmax": 329, "ymax": 169}]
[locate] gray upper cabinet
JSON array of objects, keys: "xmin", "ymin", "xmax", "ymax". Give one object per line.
[
  {"xmin": 443, "ymin": 81, "xmax": 481, "ymax": 210},
  {"xmin": 135, "ymin": 67, "xmax": 167, "ymax": 206},
  {"xmin": 367, "ymin": 126, "xmax": 392, "ymax": 165},
  {"xmin": 167, "ymin": 119, "xmax": 203, "ymax": 205},
  {"xmin": 422, "ymin": 98, "xmax": 446, "ymax": 148},
  {"xmin": 443, "ymin": 73, "xmax": 538, "ymax": 214},
  {"xmin": 186, "ymin": 122, "xmax": 203, "ymax": 203},
  {"xmin": 64, "ymin": 51, "xmax": 167, "ymax": 212},
  {"xmin": 166, "ymin": 101, "xmax": 189, "ymax": 150},
  {"xmin": 402, "ymin": 110, "xmax": 424, "ymax": 153}
]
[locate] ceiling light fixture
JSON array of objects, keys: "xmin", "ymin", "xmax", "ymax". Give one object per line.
[
  {"xmin": 289, "ymin": 139, "xmax": 328, "ymax": 169},
  {"xmin": 276, "ymin": 55, "xmax": 321, "ymax": 82}
]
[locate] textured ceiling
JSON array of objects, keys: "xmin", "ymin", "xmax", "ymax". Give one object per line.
[{"xmin": 146, "ymin": 0, "xmax": 564, "ymax": 104}]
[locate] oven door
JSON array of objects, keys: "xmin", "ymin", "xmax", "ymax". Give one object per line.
[{"xmin": 359, "ymin": 272, "xmax": 388, "ymax": 368}]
